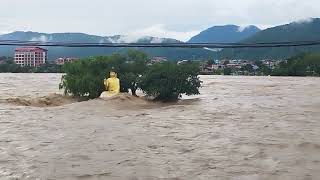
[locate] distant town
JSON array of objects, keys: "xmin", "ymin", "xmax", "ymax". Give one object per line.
[
  {"xmin": 146, "ymin": 54, "xmax": 284, "ymax": 76},
  {"xmin": 0, "ymin": 46, "xmax": 297, "ymax": 76}
]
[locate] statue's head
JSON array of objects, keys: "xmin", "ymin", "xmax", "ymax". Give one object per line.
[{"xmin": 109, "ymin": 71, "xmax": 117, "ymax": 78}]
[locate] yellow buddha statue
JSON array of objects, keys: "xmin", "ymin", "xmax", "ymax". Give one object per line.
[{"xmin": 100, "ymin": 71, "xmax": 120, "ymax": 98}]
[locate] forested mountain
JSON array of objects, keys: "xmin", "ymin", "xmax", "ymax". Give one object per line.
[
  {"xmin": 188, "ymin": 25, "xmax": 260, "ymax": 43},
  {"xmin": 0, "ymin": 31, "xmax": 214, "ymax": 60},
  {"xmin": 1, "ymin": 18, "xmax": 320, "ymax": 61},
  {"xmin": 219, "ymin": 18, "xmax": 320, "ymax": 59}
]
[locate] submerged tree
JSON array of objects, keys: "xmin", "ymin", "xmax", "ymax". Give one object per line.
[
  {"xmin": 59, "ymin": 54, "xmax": 126, "ymax": 99},
  {"xmin": 120, "ymin": 50, "xmax": 148, "ymax": 96},
  {"xmin": 139, "ymin": 61, "xmax": 202, "ymax": 102},
  {"xmin": 60, "ymin": 50, "xmax": 202, "ymax": 101}
]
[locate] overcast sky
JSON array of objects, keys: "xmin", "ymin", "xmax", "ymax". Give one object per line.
[{"xmin": 0, "ymin": 0, "xmax": 319, "ymax": 41}]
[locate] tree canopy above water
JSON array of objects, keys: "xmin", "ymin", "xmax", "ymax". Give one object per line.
[{"xmin": 59, "ymin": 50, "xmax": 202, "ymax": 101}]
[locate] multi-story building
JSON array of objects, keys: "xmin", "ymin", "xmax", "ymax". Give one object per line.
[
  {"xmin": 14, "ymin": 47, "xmax": 48, "ymax": 67},
  {"xmin": 55, "ymin": 57, "xmax": 79, "ymax": 65}
]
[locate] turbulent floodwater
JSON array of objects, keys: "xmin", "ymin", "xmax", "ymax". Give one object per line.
[{"xmin": 1, "ymin": 73, "xmax": 320, "ymax": 180}]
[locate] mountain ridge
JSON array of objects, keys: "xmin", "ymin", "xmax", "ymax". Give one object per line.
[
  {"xmin": 1, "ymin": 19, "xmax": 320, "ymax": 60},
  {"xmin": 187, "ymin": 25, "xmax": 261, "ymax": 43},
  {"xmin": 219, "ymin": 18, "xmax": 320, "ymax": 59},
  {"xmin": 0, "ymin": 31, "xmax": 216, "ymax": 60},
  {"xmin": 0, "ymin": 31, "xmax": 182, "ymax": 43}
]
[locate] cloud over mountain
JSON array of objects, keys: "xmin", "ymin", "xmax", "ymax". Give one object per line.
[{"xmin": 1, "ymin": 0, "xmax": 320, "ymax": 41}]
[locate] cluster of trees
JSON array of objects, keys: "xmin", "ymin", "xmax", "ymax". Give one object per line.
[
  {"xmin": 272, "ymin": 53, "xmax": 320, "ymax": 76},
  {"xmin": 59, "ymin": 50, "xmax": 202, "ymax": 101},
  {"xmin": 0, "ymin": 57, "xmax": 63, "ymax": 73},
  {"xmin": 0, "ymin": 57, "xmax": 32, "ymax": 73}
]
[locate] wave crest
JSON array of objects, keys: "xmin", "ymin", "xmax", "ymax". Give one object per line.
[{"xmin": 5, "ymin": 94, "xmax": 77, "ymax": 107}]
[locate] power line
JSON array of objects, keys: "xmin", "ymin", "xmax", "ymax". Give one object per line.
[
  {"xmin": 2, "ymin": 39, "xmax": 320, "ymax": 44},
  {"xmin": 0, "ymin": 39, "xmax": 320, "ymax": 48}
]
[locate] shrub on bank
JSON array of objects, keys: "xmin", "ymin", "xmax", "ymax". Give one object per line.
[{"xmin": 59, "ymin": 50, "xmax": 202, "ymax": 101}]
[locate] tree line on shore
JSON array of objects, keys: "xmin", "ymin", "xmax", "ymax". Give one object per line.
[
  {"xmin": 1, "ymin": 52, "xmax": 320, "ymax": 77},
  {"xmin": 0, "ymin": 56, "xmax": 63, "ymax": 73},
  {"xmin": 272, "ymin": 53, "xmax": 320, "ymax": 76},
  {"xmin": 202, "ymin": 53, "xmax": 320, "ymax": 76}
]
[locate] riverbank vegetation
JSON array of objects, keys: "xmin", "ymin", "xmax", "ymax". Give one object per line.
[
  {"xmin": 200, "ymin": 53, "xmax": 320, "ymax": 76},
  {"xmin": 1, "ymin": 52, "xmax": 319, "ymax": 78},
  {"xmin": 59, "ymin": 50, "xmax": 202, "ymax": 101},
  {"xmin": 0, "ymin": 57, "xmax": 63, "ymax": 73},
  {"xmin": 272, "ymin": 53, "xmax": 320, "ymax": 76}
]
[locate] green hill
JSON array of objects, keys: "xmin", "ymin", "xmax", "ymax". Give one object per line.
[
  {"xmin": 188, "ymin": 25, "xmax": 260, "ymax": 43},
  {"xmin": 0, "ymin": 31, "xmax": 215, "ymax": 60},
  {"xmin": 219, "ymin": 18, "xmax": 320, "ymax": 59}
]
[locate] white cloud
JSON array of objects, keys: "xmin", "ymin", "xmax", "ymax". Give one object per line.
[
  {"xmin": 150, "ymin": 37, "xmax": 165, "ymax": 43},
  {"xmin": 203, "ymin": 47, "xmax": 222, "ymax": 52},
  {"xmin": 0, "ymin": 31, "xmax": 11, "ymax": 35},
  {"xmin": 127, "ymin": 24, "xmax": 201, "ymax": 42},
  {"xmin": 0, "ymin": 0, "xmax": 319, "ymax": 41},
  {"xmin": 30, "ymin": 35, "xmax": 48, "ymax": 42},
  {"xmin": 107, "ymin": 35, "xmax": 148, "ymax": 43},
  {"xmin": 106, "ymin": 35, "xmax": 169, "ymax": 43},
  {"xmin": 99, "ymin": 39, "xmax": 106, "ymax": 44},
  {"xmin": 238, "ymin": 25, "xmax": 249, "ymax": 32},
  {"xmin": 293, "ymin": 17, "xmax": 314, "ymax": 24}
]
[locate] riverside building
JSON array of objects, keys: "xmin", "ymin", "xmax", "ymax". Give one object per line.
[{"xmin": 14, "ymin": 47, "xmax": 48, "ymax": 67}]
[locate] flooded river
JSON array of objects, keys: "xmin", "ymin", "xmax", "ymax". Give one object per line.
[{"xmin": 1, "ymin": 73, "xmax": 320, "ymax": 180}]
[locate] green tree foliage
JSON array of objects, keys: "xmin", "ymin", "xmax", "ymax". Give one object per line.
[
  {"xmin": 223, "ymin": 67, "xmax": 232, "ymax": 75},
  {"xmin": 0, "ymin": 58, "xmax": 32, "ymax": 73},
  {"xmin": 254, "ymin": 61, "xmax": 272, "ymax": 75},
  {"xmin": 0, "ymin": 57, "xmax": 63, "ymax": 73},
  {"xmin": 0, "ymin": 56, "xmax": 14, "ymax": 63},
  {"xmin": 59, "ymin": 50, "xmax": 148, "ymax": 98},
  {"xmin": 241, "ymin": 64, "xmax": 254, "ymax": 72},
  {"xmin": 120, "ymin": 50, "xmax": 148, "ymax": 96},
  {"xmin": 60, "ymin": 51, "xmax": 202, "ymax": 101},
  {"xmin": 59, "ymin": 54, "xmax": 126, "ymax": 99},
  {"xmin": 139, "ymin": 62, "xmax": 202, "ymax": 102},
  {"xmin": 32, "ymin": 63, "xmax": 63, "ymax": 73},
  {"xmin": 272, "ymin": 53, "xmax": 320, "ymax": 76},
  {"xmin": 207, "ymin": 59, "xmax": 216, "ymax": 65}
]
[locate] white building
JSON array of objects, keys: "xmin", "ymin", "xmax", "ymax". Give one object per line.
[{"xmin": 14, "ymin": 47, "xmax": 48, "ymax": 67}]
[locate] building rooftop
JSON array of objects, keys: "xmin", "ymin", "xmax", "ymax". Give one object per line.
[{"xmin": 15, "ymin": 47, "xmax": 48, "ymax": 52}]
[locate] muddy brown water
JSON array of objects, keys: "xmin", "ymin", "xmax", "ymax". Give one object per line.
[{"xmin": 0, "ymin": 73, "xmax": 320, "ymax": 180}]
